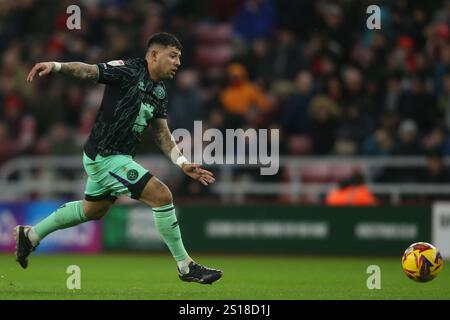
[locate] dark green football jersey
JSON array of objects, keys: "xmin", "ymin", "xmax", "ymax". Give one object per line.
[{"xmin": 84, "ymin": 58, "xmax": 168, "ymax": 159}]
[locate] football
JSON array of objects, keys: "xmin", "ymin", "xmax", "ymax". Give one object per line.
[{"xmin": 402, "ymin": 242, "xmax": 444, "ymax": 282}]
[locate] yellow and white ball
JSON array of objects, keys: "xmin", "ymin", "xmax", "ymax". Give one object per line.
[{"xmin": 402, "ymin": 242, "xmax": 444, "ymax": 282}]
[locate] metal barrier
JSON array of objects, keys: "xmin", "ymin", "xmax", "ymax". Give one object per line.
[{"xmin": 1, "ymin": 155, "xmax": 450, "ymax": 204}]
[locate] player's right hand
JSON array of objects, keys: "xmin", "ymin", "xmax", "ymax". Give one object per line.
[
  {"xmin": 27, "ymin": 62, "xmax": 56, "ymax": 82},
  {"xmin": 181, "ymin": 163, "xmax": 216, "ymax": 186}
]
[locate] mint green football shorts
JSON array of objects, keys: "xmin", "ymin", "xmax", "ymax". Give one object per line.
[{"xmin": 82, "ymin": 152, "xmax": 152, "ymax": 201}]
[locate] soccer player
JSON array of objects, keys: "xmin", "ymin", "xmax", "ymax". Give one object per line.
[{"xmin": 15, "ymin": 32, "xmax": 223, "ymax": 285}]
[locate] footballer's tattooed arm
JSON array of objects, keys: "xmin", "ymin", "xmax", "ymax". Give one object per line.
[
  {"xmin": 59, "ymin": 62, "xmax": 99, "ymax": 81},
  {"xmin": 151, "ymin": 118, "xmax": 180, "ymax": 161},
  {"xmin": 151, "ymin": 118, "xmax": 215, "ymax": 186},
  {"xmin": 27, "ymin": 62, "xmax": 99, "ymax": 82}
]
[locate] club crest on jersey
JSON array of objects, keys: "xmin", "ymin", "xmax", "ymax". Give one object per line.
[{"xmin": 153, "ymin": 85, "xmax": 165, "ymax": 99}]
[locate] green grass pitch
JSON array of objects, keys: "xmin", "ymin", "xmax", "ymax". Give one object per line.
[{"xmin": 0, "ymin": 253, "xmax": 449, "ymax": 300}]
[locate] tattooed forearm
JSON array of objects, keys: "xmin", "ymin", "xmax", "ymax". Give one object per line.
[
  {"xmin": 151, "ymin": 119, "xmax": 181, "ymax": 161},
  {"xmin": 60, "ymin": 62, "xmax": 99, "ymax": 81},
  {"xmin": 153, "ymin": 129, "xmax": 180, "ymax": 160}
]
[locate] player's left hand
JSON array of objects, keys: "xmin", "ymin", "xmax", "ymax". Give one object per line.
[
  {"xmin": 27, "ymin": 62, "xmax": 56, "ymax": 82},
  {"xmin": 182, "ymin": 163, "xmax": 215, "ymax": 186}
]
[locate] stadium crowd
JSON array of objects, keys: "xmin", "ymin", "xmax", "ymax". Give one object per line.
[{"xmin": 2, "ymin": 0, "xmax": 450, "ymax": 198}]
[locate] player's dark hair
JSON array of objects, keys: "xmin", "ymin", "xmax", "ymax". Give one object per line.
[{"xmin": 147, "ymin": 32, "xmax": 182, "ymax": 50}]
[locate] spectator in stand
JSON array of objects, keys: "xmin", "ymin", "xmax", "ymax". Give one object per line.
[
  {"xmin": 0, "ymin": 121, "xmax": 21, "ymax": 165},
  {"xmin": 325, "ymin": 172, "xmax": 377, "ymax": 206},
  {"xmin": 232, "ymin": 0, "xmax": 277, "ymax": 43},
  {"xmin": 325, "ymin": 177, "xmax": 353, "ymax": 206},
  {"xmin": 421, "ymin": 152, "xmax": 450, "ymax": 183},
  {"xmin": 423, "ymin": 126, "xmax": 446, "ymax": 154},
  {"xmin": 437, "ymin": 72, "xmax": 450, "ymax": 128},
  {"xmin": 168, "ymin": 69, "xmax": 204, "ymax": 131},
  {"xmin": 384, "ymin": 74, "xmax": 403, "ymax": 113},
  {"xmin": 220, "ymin": 63, "xmax": 272, "ymax": 121},
  {"xmin": 308, "ymin": 95, "xmax": 340, "ymax": 154},
  {"xmin": 341, "ymin": 66, "xmax": 365, "ymax": 109},
  {"xmin": 334, "ymin": 103, "xmax": 375, "ymax": 155},
  {"xmin": 384, "ymin": 119, "xmax": 423, "ymax": 183},
  {"xmin": 269, "ymin": 28, "xmax": 307, "ymax": 81},
  {"xmin": 280, "ymin": 70, "xmax": 314, "ymax": 135},
  {"xmin": 397, "ymin": 75, "xmax": 436, "ymax": 132},
  {"xmin": 36, "ymin": 121, "xmax": 80, "ymax": 156},
  {"xmin": 393, "ymin": 119, "xmax": 422, "ymax": 155},
  {"xmin": 2, "ymin": 94, "xmax": 36, "ymax": 153},
  {"xmin": 432, "ymin": 41, "xmax": 450, "ymax": 95},
  {"xmin": 326, "ymin": 76, "xmax": 343, "ymax": 104},
  {"xmin": 362, "ymin": 128, "xmax": 394, "ymax": 156},
  {"xmin": 242, "ymin": 38, "xmax": 273, "ymax": 87}
]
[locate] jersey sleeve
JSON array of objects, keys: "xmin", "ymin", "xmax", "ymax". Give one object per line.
[
  {"xmin": 153, "ymin": 96, "xmax": 168, "ymax": 119},
  {"xmin": 96, "ymin": 59, "xmax": 137, "ymax": 85}
]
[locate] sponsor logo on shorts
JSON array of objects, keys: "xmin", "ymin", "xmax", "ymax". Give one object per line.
[{"xmin": 127, "ymin": 169, "xmax": 139, "ymax": 181}]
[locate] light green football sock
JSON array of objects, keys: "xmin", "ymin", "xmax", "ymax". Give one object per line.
[
  {"xmin": 33, "ymin": 200, "xmax": 88, "ymax": 240},
  {"xmin": 152, "ymin": 203, "xmax": 189, "ymax": 262}
]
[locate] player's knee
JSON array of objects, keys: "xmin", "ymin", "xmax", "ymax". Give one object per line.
[
  {"xmin": 140, "ymin": 177, "xmax": 173, "ymax": 207},
  {"xmin": 156, "ymin": 185, "xmax": 173, "ymax": 206},
  {"xmin": 150, "ymin": 181, "xmax": 173, "ymax": 207}
]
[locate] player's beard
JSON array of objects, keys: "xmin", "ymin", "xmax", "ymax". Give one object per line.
[{"xmin": 167, "ymin": 69, "xmax": 176, "ymax": 79}]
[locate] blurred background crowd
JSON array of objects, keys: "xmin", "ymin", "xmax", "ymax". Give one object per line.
[{"xmin": 2, "ymin": 0, "xmax": 450, "ymax": 203}]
